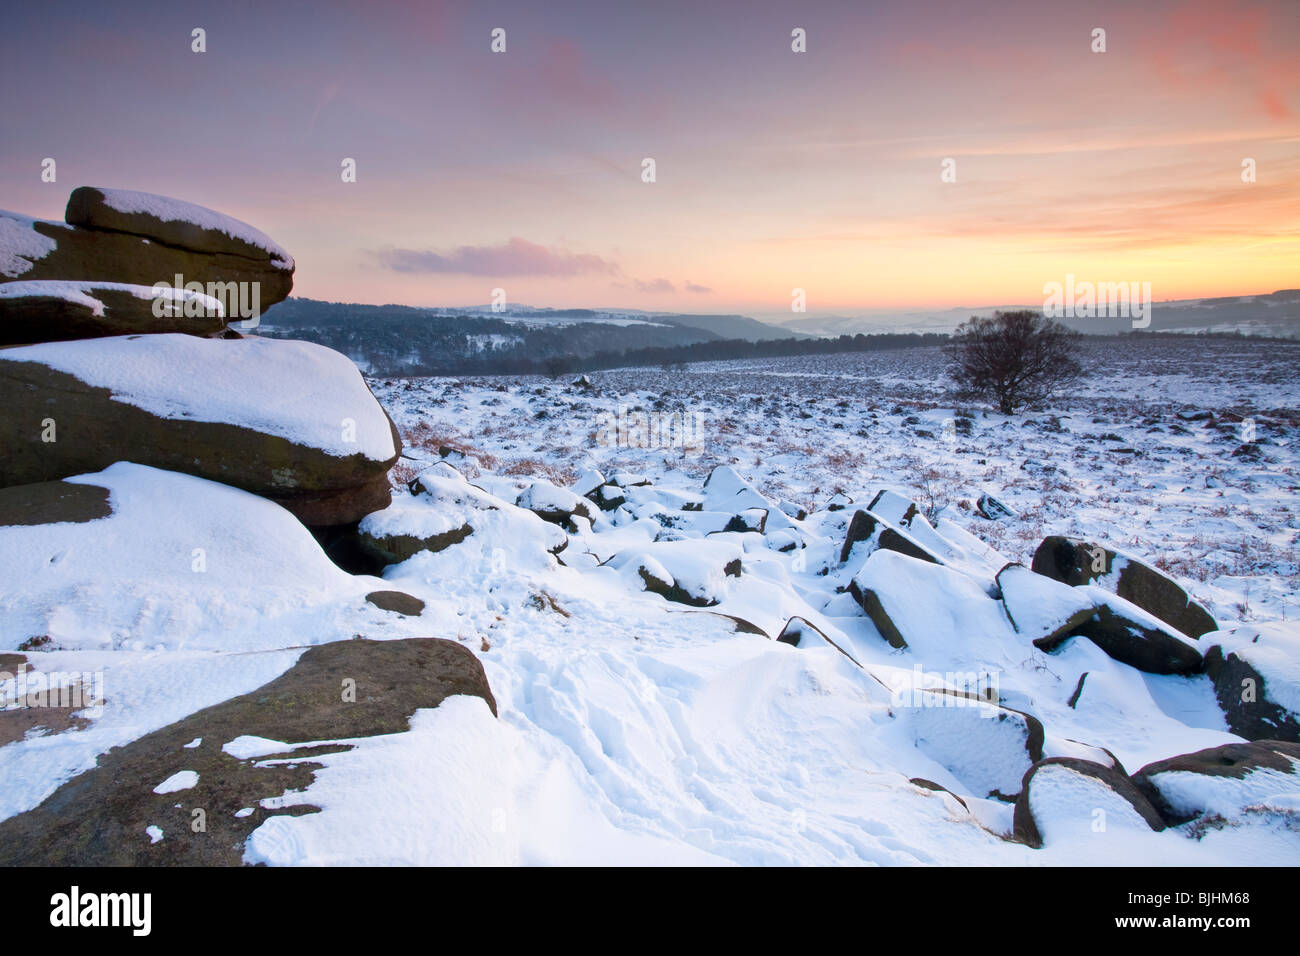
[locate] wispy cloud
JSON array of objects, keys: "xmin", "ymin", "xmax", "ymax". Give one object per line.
[
  {"xmin": 372, "ymin": 238, "xmax": 619, "ymax": 277},
  {"xmin": 626, "ymin": 277, "xmax": 675, "ymax": 293}
]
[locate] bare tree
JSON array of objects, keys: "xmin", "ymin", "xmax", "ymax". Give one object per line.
[
  {"xmin": 947, "ymin": 310, "xmax": 1083, "ymax": 414},
  {"xmin": 543, "ymin": 355, "xmax": 574, "ymax": 379}
]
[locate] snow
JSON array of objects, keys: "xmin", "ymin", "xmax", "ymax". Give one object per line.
[
  {"xmin": 1146, "ymin": 758, "xmax": 1300, "ymax": 820},
  {"xmin": 2, "ymin": 340, "xmax": 1297, "ymax": 866},
  {"xmin": 905, "ymin": 702, "xmax": 1033, "ymax": 798},
  {"xmin": 0, "ymin": 463, "xmax": 390, "ymax": 654},
  {"xmin": 516, "ymin": 480, "xmax": 591, "ymax": 518},
  {"xmin": 1025, "ymin": 763, "xmax": 1158, "ymax": 847},
  {"xmin": 152, "ymin": 770, "xmax": 199, "ymax": 794},
  {"xmin": 2, "ymin": 334, "xmax": 396, "ymax": 461},
  {"xmin": 0, "ymin": 279, "xmax": 224, "ymax": 318},
  {"xmin": 91, "ymin": 187, "xmax": 294, "ymax": 269},
  {"xmin": 1206, "ymin": 623, "xmax": 1300, "ymax": 715},
  {"xmin": 0, "ymin": 210, "xmax": 59, "ymax": 278},
  {"xmin": 998, "ymin": 563, "xmax": 1097, "ymax": 641},
  {"xmin": 363, "ymin": 464, "xmax": 566, "ymax": 570},
  {"xmin": 852, "ymin": 549, "xmax": 1014, "ymax": 657},
  {"xmin": 223, "ymin": 736, "xmax": 294, "ymax": 761},
  {"xmin": 145, "ymin": 826, "xmax": 163, "ymax": 844},
  {"xmin": 608, "ymin": 539, "xmax": 744, "ymax": 606}
]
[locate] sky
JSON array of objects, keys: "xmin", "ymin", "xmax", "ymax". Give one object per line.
[{"xmin": 2, "ymin": 0, "xmax": 1297, "ymax": 318}]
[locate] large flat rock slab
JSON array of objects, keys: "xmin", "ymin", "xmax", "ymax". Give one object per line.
[
  {"xmin": 65, "ymin": 187, "xmax": 294, "ymax": 266},
  {"xmin": 0, "ymin": 637, "xmax": 495, "ymax": 866},
  {"xmin": 0, "ymin": 279, "xmax": 226, "ymax": 345},
  {"xmin": 1, "ymin": 210, "xmax": 293, "ymax": 312},
  {"xmin": 0, "ymin": 333, "xmax": 400, "ymax": 524}
]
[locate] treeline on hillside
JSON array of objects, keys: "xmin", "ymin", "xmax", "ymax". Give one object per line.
[
  {"xmin": 258, "ymin": 298, "xmax": 953, "ymax": 376},
  {"xmin": 387, "ymin": 331, "xmax": 949, "ymax": 376},
  {"xmin": 546, "ymin": 331, "xmax": 954, "ymax": 375}
]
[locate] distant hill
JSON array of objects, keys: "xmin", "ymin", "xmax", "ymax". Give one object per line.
[
  {"xmin": 257, "ymin": 298, "xmax": 937, "ymax": 376},
  {"xmin": 256, "ymin": 299, "xmax": 808, "ymax": 375},
  {"xmin": 654, "ymin": 312, "xmax": 815, "ymax": 342},
  {"xmin": 770, "ymin": 290, "xmax": 1300, "ymax": 338}
]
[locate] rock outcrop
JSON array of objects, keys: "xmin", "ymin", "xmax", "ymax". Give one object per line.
[
  {"xmin": 0, "ymin": 638, "xmax": 495, "ymax": 866},
  {"xmin": 1, "ymin": 206, "xmax": 293, "ymax": 313},
  {"xmin": 0, "ymin": 188, "xmax": 400, "ymax": 526},
  {"xmin": 358, "ymin": 462, "xmax": 566, "ymax": 568},
  {"xmin": 1013, "ymin": 757, "xmax": 1165, "ymax": 848},
  {"xmin": 0, "ymin": 334, "xmax": 399, "ymax": 525},
  {"xmin": 0, "ymin": 280, "xmax": 226, "ymax": 345},
  {"xmin": 1031, "ymin": 535, "xmax": 1217, "ymax": 638},
  {"xmin": 65, "ymin": 186, "xmax": 294, "ymax": 267},
  {"xmin": 1203, "ymin": 627, "xmax": 1300, "ymax": 742},
  {"xmin": 1131, "ymin": 740, "xmax": 1300, "ymax": 826}
]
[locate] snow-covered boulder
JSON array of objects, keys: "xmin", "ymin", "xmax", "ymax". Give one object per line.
[
  {"xmin": 775, "ymin": 615, "xmax": 860, "ymax": 663},
  {"xmin": 1012, "ymin": 758, "xmax": 1165, "ymax": 848},
  {"xmin": 619, "ymin": 484, "xmax": 703, "ymax": 512},
  {"xmin": 702, "ymin": 466, "xmax": 796, "ymax": 533},
  {"xmin": 515, "ymin": 480, "xmax": 596, "ymax": 528},
  {"xmin": 779, "ymin": 498, "xmax": 810, "ymax": 519},
  {"xmin": 588, "ymin": 483, "xmax": 627, "ymax": 512},
  {"xmin": 608, "ymin": 539, "xmax": 744, "ymax": 607},
  {"xmin": 849, "ymin": 549, "xmax": 1011, "ymax": 652},
  {"xmin": 360, "ymin": 464, "xmax": 565, "ymax": 567},
  {"xmin": 0, "ymin": 333, "xmax": 400, "ymax": 525},
  {"xmin": 608, "ymin": 471, "xmax": 651, "ymax": 488},
  {"xmin": 863, "ymin": 489, "xmax": 922, "ymax": 526},
  {"xmin": 996, "ymin": 563, "xmax": 1098, "ymax": 647},
  {"xmin": 1131, "ymin": 741, "xmax": 1300, "ymax": 826},
  {"xmin": 1203, "ymin": 624, "xmax": 1300, "ymax": 741},
  {"xmin": 0, "ymin": 280, "xmax": 226, "ymax": 345},
  {"xmin": 903, "ymin": 692, "xmax": 1043, "ymax": 801},
  {"xmin": 359, "ymin": 500, "xmax": 474, "ymax": 565},
  {"xmin": 1031, "ymin": 535, "xmax": 1217, "ymax": 638},
  {"xmin": 66, "ymin": 187, "xmax": 294, "ymax": 268},
  {"xmin": 824, "ymin": 493, "xmax": 851, "ymax": 513},
  {"xmin": 0, "ymin": 638, "xmax": 495, "ymax": 865},
  {"xmin": 839, "ymin": 508, "xmax": 939, "ymax": 566},
  {"xmin": 0, "ymin": 463, "xmax": 379, "ymax": 652},
  {"xmin": 976, "ymin": 492, "xmax": 1014, "ymax": 520},
  {"xmin": 1, "ymin": 205, "xmax": 293, "ymax": 310},
  {"xmin": 1060, "ymin": 588, "xmax": 1204, "ymax": 676},
  {"xmin": 776, "ymin": 615, "xmax": 826, "ymax": 647},
  {"xmin": 570, "ymin": 468, "xmax": 606, "ymax": 497},
  {"xmin": 841, "ymin": 492, "xmax": 1004, "ymax": 587}
]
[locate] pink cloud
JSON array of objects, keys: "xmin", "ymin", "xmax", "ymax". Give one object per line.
[{"xmin": 373, "ymin": 238, "xmax": 620, "ymax": 276}]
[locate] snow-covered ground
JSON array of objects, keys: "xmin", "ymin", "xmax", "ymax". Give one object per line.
[
  {"xmin": 374, "ymin": 338, "xmax": 1299, "ymax": 627},
  {"xmin": 3, "ymin": 336, "xmax": 1297, "ymax": 865}
]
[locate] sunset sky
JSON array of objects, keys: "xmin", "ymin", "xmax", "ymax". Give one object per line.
[{"xmin": 3, "ymin": 0, "xmax": 1297, "ymax": 318}]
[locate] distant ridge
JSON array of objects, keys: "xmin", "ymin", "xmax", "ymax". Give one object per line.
[{"xmin": 770, "ymin": 289, "xmax": 1300, "ymax": 338}]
